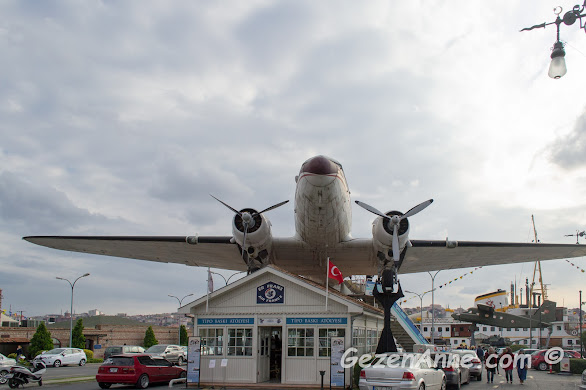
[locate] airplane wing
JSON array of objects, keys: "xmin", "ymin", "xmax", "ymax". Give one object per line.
[
  {"xmin": 23, "ymin": 236, "xmax": 248, "ymax": 271},
  {"xmin": 400, "ymin": 240, "xmax": 586, "ymax": 273}
]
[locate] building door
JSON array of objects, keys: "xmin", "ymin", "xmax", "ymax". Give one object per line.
[
  {"xmin": 257, "ymin": 327, "xmax": 271, "ymax": 382},
  {"xmin": 270, "ymin": 327, "xmax": 282, "ymax": 382}
]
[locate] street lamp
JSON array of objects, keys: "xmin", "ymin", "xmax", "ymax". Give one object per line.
[
  {"xmin": 520, "ymin": 3, "xmax": 586, "ymax": 79},
  {"xmin": 209, "ymin": 271, "xmax": 246, "ymax": 286},
  {"xmin": 580, "ymin": 290, "xmax": 584, "ymax": 357},
  {"xmin": 405, "ymin": 290, "xmax": 432, "ymax": 331},
  {"xmin": 169, "ymin": 294, "xmax": 194, "ymax": 345},
  {"xmin": 427, "ymin": 271, "xmax": 441, "ymax": 344},
  {"xmin": 56, "ymin": 273, "xmax": 90, "ymax": 348}
]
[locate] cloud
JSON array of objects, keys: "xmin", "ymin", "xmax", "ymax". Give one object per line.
[{"xmin": 549, "ymin": 107, "xmax": 586, "ymax": 169}]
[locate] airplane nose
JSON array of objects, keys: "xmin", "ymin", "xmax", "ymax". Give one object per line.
[{"xmin": 302, "ymin": 156, "xmax": 337, "ymax": 175}]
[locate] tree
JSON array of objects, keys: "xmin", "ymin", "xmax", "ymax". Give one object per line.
[
  {"xmin": 29, "ymin": 323, "xmax": 54, "ymax": 358},
  {"xmin": 144, "ymin": 326, "xmax": 158, "ymax": 348},
  {"xmin": 72, "ymin": 318, "xmax": 86, "ymax": 349},
  {"xmin": 180, "ymin": 325, "xmax": 189, "ymax": 346}
]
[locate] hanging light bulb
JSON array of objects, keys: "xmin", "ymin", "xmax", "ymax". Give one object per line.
[{"xmin": 548, "ymin": 41, "xmax": 567, "ymax": 79}]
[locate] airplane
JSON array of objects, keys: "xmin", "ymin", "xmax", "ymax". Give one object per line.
[
  {"xmin": 451, "ymin": 300, "xmax": 557, "ymax": 329},
  {"xmin": 23, "ymin": 155, "xmax": 586, "ymax": 292}
]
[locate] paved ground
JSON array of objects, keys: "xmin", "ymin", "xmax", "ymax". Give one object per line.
[{"xmin": 13, "ymin": 366, "xmax": 581, "ymax": 389}]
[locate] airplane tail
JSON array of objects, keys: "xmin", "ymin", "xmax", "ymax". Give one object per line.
[{"xmin": 530, "ymin": 300, "xmax": 556, "ymax": 323}]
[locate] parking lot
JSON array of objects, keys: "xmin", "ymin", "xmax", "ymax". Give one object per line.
[{"xmin": 20, "ymin": 365, "xmax": 581, "ymax": 389}]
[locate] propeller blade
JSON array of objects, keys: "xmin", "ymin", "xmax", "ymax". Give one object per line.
[
  {"xmin": 242, "ymin": 221, "xmax": 249, "ymax": 267},
  {"xmin": 256, "ymin": 200, "xmax": 290, "ymax": 215},
  {"xmin": 355, "ymin": 201, "xmax": 389, "ymax": 219},
  {"xmin": 210, "ymin": 194, "xmax": 242, "ymax": 216},
  {"xmin": 392, "ymin": 224, "xmax": 400, "ymax": 261},
  {"xmin": 402, "ymin": 199, "xmax": 434, "ymax": 219}
]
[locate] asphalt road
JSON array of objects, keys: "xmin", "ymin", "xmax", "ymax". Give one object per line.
[{"xmin": 16, "ymin": 367, "xmax": 582, "ymax": 389}]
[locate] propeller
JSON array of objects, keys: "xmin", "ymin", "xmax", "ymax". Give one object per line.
[
  {"xmin": 355, "ymin": 199, "xmax": 433, "ymax": 261},
  {"xmin": 211, "ymin": 195, "xmax": 289, "ymax": 272}
]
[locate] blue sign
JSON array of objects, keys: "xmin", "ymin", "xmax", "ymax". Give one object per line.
[
  {"xmin": 93, "ymin": 344, "xmax": 102, "ymax": 350},
  {"xmin": 257, "ymin": 281, "xmax": 285, "ymax": 304},
  {"xmin": 286, "ymin": 317, "xmax": 348, "ymax": 325},
  {"xmin": 197, "ymin": 318, "xmax": 254, "ymax": 325}
]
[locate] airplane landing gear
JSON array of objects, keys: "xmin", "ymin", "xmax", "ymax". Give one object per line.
[{"xmin": 373, "ymin": 268, "xmax": 404, "ymax": 353}]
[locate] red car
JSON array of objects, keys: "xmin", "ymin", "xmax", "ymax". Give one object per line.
[
  {"xmin": 531, "ymin": 349, "xmax": 582, "ymax": 371},
  {"xmin": 96, "ymin": 353, "xmax": 186, "ymax": 389}
]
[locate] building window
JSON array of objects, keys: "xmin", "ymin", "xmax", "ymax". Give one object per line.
[
  {"xmin": 287, "ymin": 328, "xmax": 314, "ymax": 357},
  {"xmin": 423, "ymin": 327, "xmax": 428, "ymax": 332},
  {"xmin": 199, "ymin": 328, "xmax": 223, "ymax": 355},
  {"xmin": 227, "ymin": 328, "xmax": 252, "ymax": 356},
  {"xmin": 483, "ymin": 327, "xmax": 487, "ymax": 331},
  {"xmin": 557, "ymin": 326, "xmax": 562, "ymax": 331},
  {"xmin": 366, "ymin": 329, "xmax": 377, "ymax": 353},
  {"xmin": 568, "ymin": 340, "xmax": 573, "ymax": 345},
  {"xmin": 506, "ymin": 328, "xmax": 511, "ymax": 331},
  {"xmin": 460, "ymin": 327, "xmax": 464, "ymax": 331},
  {"xmin": 515, "ymin": 328, "xmax": 519, "ymax": 331},
  {"xmin": 453, "ymin": 340, "xmax": 458, "ymax": 345},
  {"xmin": 490, "ymin": 327, "xmax": 495, "ymax": 331},
  {"xmin": 319, "ymin": 328, "xmax": 346, "ymax": 357},
  {"xmin": 445, "ymin": 327, "xmax": 450, "ymax": 332},
  {"xmin": 352, "ymin": 328, "xmax": 365, "ymax": 356},
  {"xmin": 523, "ymin": 328, "xmax": 528, "ymax": 331}
]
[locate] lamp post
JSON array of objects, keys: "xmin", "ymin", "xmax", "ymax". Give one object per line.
[
  {"xmin": 520, "ymin": 2, "xmax": 586, "ymax": 79},
  {"xmin": 209, "ymin": 271, "xmax": 246, "ymax": 286},
  {"xmin": 169, "ymin": 294, "xmax": 194, "ymax": 345},
  {"xmin": 578, "ymin": 290, "xmax": 584, "ymax": 357},
  {"xmin": 56, "ymin": 273, "xmax": 90, "ymax": 348},
  {"xmin": 427, "ymin": 271, "xmax": 441, "ymax": 344},
  {"xmin": 405, "ymin": 290, "xmax": 432, "ymax": 332}
]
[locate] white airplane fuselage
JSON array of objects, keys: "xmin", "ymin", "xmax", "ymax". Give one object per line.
[{"xmin": 294, "ymin": 156, "xmax": 352, "ymax": 248}]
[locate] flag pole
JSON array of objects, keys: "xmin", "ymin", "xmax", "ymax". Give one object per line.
[
  {"xmin": 326, "ymin": 257, "xmax": 329, "ymax": 312},
  {"xmin": 206, "ymin": 267, "xmax": 210, "ymax": 313}
]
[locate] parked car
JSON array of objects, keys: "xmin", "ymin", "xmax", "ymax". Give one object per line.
[
  {"xmin": 359, "ymin": 353, "xmax": 447, "ymax": 390},
  {"xmin": 103, "ymin": 345, "xmax": 145, "ymax": 360},
  {"xmin": 530, "ymin": 349, "xmax": 581, "ymax": 371},
  {"xmin": 145, "ymin": 344, "xmax": 185, "ymax": 365},
  {"xmin": 0, "ymin": 353, "xmax": 17, "ymax": 385},
  {"xmin": 432, "ymin": 353, "xmax": 470, "ymax": 389},
  {"xmin": 33, "ymin": 348, "xmax": 87, "ymax": 367},
  {"xmin": 579, "ymin": 368, "xmax": 586, "ymax": 390},
  {"xmin": 450, "ymin": 350, "xmax": 482, "ymax": 381},
  {"xmin": 96, "ymin": 354, "xmax": 186, "ymax": 389}
]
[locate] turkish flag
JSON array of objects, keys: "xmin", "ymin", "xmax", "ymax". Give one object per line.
[{"xmin": 328, "ymin": 259, "xmax": 344, "ymax": 284}]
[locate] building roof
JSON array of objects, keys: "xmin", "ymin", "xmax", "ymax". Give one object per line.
[{"xmin": 181, "ymin": 265, "xmax": 383, "ymax": 317}]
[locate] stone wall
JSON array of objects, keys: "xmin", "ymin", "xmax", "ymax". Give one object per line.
[{"xmin": 0, "ymin": 325, "xmax": 182, "ymax": 359}]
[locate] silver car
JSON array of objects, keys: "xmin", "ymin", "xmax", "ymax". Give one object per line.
[
  {"xmin": 145, "ymin": 344, "xmax": 185, "ymax": 365},
  {"xmin": 359, "ymin": 353, "xmax": 446, "ymax": 390},
  {"xmin": 33, "ymin": 348, "xmax": 87, "ymax": 367},
  {"xmin": 450, "ymin": 350, "xmax": 482, "ymax": 381},
  {"xmin": 0, "ymin": 353, "xmax": 17, "ymax": 385}
]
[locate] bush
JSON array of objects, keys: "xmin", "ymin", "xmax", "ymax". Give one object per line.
[
  {"xmin": 88, "ymin": 358, "xmax": 103, "ymax": 363},
  {"xmin": 28, "ymin": 323, "xmax": 53, "ymax": 358},
  {"xmin": 144, "ymin": 326, "xmax": 158, "ymax": 349},
  {"xmin": 7, "ymin": 353, "xmax": 16, "ymax": 359},
  {"xmin": 83, "ymin": 349, "xmax": 93, "ymax": 359},
  {"xmin": 570, "ymin": 358, "xmax": 586, "ymax": 374},
  {"xmin": 510, "ymin": 344, "xmax": 528, "ymax": 352}
]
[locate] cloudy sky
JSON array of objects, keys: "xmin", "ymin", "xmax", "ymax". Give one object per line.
[{"xmin": 1, "ymin": 1, "xmax": 586, "ymax": 318}]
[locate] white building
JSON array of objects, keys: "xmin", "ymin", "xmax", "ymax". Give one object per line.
[{"xmin": 179, "ymin": 265, "xmax": 384, "ymax": 387}]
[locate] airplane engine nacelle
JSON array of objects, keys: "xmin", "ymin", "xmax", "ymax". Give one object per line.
[
  {"xmin": 372, "ymin": 210, "xmax": 410, "ymax": 261},
  {"xmin": 232, "ymin": 208, "xmax": 273, "ymax": 263}
]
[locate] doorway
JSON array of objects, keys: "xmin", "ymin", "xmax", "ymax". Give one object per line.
[{"xmin": 257, "ymin": 326, "xmax": 282, "ymax": 383}]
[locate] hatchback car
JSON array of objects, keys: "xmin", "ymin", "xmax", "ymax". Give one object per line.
[
  {"xmin": 530, "ymin": 349, "xmax": 580, "ymax": 371},
  {"xmin": 450, "ymin": 350, "xmax": 482, "ymax": 381},
  {"xmin": 359, "ymin": 353, "xmax": 446, "ymax": 390},
  {"xmin": 33, "ymin": 348, "xmax": 86, "ymax": 367},
  {"xmin": 96, "ymin": 354, "xmax": 186, "ymax": 389},
  {"xmin": 103, "ymin": 345, "xmax": 145, "ymax": 360},
  {"xmin": 432, "ymin": 353, "xmax": 470, "ymax": 389},
  {"xmin": 145, "ymin": 344, "xmax": 185, "ymax": 365}
]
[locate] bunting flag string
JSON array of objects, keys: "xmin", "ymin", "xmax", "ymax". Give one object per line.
[
  {"xmin": 565, "ymin": 259, "xmax": 586, "ymax": 273},
  {"xmin": 399, "ymin": 266, "xmax": 485, "ymax": 304}
]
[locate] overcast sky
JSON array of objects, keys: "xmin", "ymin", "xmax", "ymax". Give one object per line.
[{"xmin": 1, "ymin": 1, "xmax": 586, "ymax": 318}]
